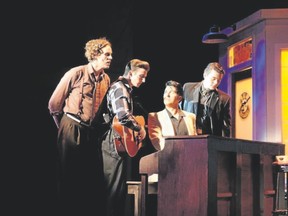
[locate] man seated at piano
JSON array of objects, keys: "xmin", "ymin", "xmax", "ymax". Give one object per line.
[{"xmin": 148, "ymin": 80, "xmax": 197, "ymax": 151}]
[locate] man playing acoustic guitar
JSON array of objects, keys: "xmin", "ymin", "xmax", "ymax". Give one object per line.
[{"xmin": 101, "ymin": 59, "xmax": 150, "ymax": 216}]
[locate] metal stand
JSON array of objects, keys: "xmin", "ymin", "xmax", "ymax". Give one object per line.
[{"xmin": 273, "ymin": 160, "xmax": 288, "ymax": 215}]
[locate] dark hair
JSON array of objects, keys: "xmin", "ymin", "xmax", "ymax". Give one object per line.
[
  {"xmin": 203, "ymin": 62, "xmax": 225, "ymax": 77},
  {"xmin": 165, "ymin": 80, "xmax": 183, "ymax": 97}
]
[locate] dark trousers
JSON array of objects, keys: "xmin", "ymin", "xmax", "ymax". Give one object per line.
[
  {"xmin": 101, "ymin": 131, "xmax": 128, "ymax": 216},
  {"xmin": 56, "ymin": 115, "xmax": 105, "ymax": 216}
]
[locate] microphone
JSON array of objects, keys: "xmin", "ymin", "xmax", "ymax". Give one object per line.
[{"xmin": 133, "ymin": 96, "xmax": 148, "ymax": 115}]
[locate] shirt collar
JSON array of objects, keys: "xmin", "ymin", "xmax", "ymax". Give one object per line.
[
  {"xmin": 88, "ymin": 63, "xmax": 104, "ymax": 82},
  {"xmin": 165, "ymin": 108, "xmax": 184, "ymax": 119},
  {"xmin": 118, "ymin": 76, "xmax": 133, "ymax": 92}
]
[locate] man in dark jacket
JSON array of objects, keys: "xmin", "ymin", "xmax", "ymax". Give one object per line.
[{"xmin": 180, "ymin": 62, "xmax": 231, "ymax": 137}]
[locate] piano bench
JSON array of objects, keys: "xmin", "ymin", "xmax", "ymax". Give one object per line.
[{"xmin": 127, "ymin": 180, "xmax": 157, "ymax": 216}]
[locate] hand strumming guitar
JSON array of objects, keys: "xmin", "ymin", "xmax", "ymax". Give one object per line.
[{"xmin": 138, "ymin": 126, "xmax": 147, "ymax": 142}]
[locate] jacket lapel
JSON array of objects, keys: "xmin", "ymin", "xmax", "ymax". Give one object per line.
[
  {"xmin": 157, "ymin": 110, "xmax": 176, "ymax": 136},
  {"xmin": 182, "ymin": 113, "xmax": 194, "ymax": 135}
]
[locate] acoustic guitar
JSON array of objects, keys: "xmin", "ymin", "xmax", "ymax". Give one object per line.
[{"xmin": 112, "ymin": 115, "xmax": 145, "ymax": 157}]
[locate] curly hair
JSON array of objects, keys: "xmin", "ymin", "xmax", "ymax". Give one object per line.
[{"xmin": 84, "ymin": 37, "xmax": 112, "ymax": 62}]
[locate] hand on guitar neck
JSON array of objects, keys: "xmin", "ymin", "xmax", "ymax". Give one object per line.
[{"xmin": 112, "ymin": 115, "xmax": 146, "ymax": 157}]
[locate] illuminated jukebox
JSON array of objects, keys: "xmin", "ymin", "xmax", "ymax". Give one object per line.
[{"xmin": 218, "ymin": 8, "xmax": 288, "ymax": 152}]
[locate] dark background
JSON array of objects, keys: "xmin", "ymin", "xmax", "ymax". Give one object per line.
[{"xmin": 6, "ymin": 1, "xmax": 288, "ymax": 214}]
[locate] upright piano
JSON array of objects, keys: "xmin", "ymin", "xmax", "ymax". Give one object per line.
[{"xmin": 139, "ymin": 135, "xmax": 284, "ymax": 216}]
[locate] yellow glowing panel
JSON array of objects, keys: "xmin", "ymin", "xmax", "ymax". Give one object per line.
[
  {"xmin": 281, "ymin": 49, "xmax": 288, "ymax": 152},
  {"xmin": 235, "ymin": 77, "xmax": 253, "ymax": 140}
]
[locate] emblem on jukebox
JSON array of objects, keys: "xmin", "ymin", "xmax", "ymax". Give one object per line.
[{"xmin": 239, "ymin": 92, "xmax": 251, "ymax": 119}]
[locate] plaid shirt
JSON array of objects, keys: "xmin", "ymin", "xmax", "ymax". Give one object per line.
[{"xmin": 107, "ymin": 78, "xmax": 141, "ymax": 132}]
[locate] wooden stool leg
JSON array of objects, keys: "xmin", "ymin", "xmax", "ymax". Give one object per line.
[
  {"xmin": 141, "ymin": 175, "xmax": 148, "ymax": 216},
  {"xmin": 127, "ymin": 181, "xmax": 142, "ymax": 216},
  {"xmin": 127, "ymin": 178, "xmax": 158, "ymax": 216}
]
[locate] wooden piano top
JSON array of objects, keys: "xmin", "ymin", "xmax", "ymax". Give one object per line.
[{"xmin": 139, "ymin": 135, "xmax": 284, "ymax": 176}]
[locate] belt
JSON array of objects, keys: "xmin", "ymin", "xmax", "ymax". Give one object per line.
[{"xmin": 65, "ymin": 113, "xmax": 90, "ymax": 127}]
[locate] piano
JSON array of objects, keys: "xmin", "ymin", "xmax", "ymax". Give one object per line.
[{"xmin": 139, "ymin": 135, "xmax": 284, "ymax": 216}]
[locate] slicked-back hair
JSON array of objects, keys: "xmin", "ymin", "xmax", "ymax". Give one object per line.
[
  {"xmin": 124, "ymin": 59, "xmax": 150, "ymax": 75},
  {"xmin": 203, "ymin": 62, "xmax": 225, "ymax": 77}
]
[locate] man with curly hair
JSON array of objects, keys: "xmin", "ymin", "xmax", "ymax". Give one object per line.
[{"xmin": 48, "ymin": 37, "xmax": 112, "ymax": 215}]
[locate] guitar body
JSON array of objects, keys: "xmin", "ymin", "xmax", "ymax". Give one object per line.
[{"xmin": 112, "ymin": 115, "xmax": 145, "ymax": 157}]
